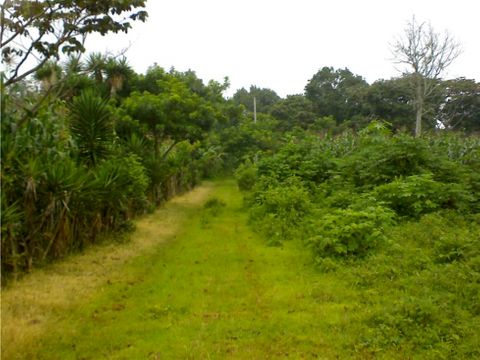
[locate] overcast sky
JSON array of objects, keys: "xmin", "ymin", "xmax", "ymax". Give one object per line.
[{"xmin": 86, "ymin": 0, "xmax": 480, "ymax": 97}]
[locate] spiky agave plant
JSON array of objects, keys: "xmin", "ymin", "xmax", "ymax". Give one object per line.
[{"xmin": 69, "ymin": 90, "xmax": 114, "ymax": 166}]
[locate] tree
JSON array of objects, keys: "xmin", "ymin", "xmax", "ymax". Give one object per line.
[
  {"xmin": 269, "ymin": 95, "xmax": 317, "ymax": 131},
  {"xmin": 233, "ymin": 86, "xmax": 281, "ymax": 114},
  {"xmin": 391, "ymin": 16, "xmax": 461, "ymax": 136},
  {"xmin": 1, "ymin": 0, "xmax": 147, "ymax": 87},
  {"xmin": 365, "ymin": 76, "xmax": 415, "ymax": 131},
  {"xmin": 104, "ymin": 56, "xmax": 134, "ymax": 98},
  {"xmin": 438, "ymin": 78, "xmax": 480, "ymax": 133},
  {"xmin": 304, "ymin": 67, "xmax": 368, "ymax": 122},
  {"xmin": 122, "ymin": 74, "xmax": 216, "ymax": 158}
]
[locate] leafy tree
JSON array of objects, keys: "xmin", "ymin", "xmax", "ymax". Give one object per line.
[
  {"xmin": 269, "ymin": 95, "xmax": 316, "ymax": 131},
  {"xmin": 135, "ymin": 63, "xmax": 167, "ymax": 94},
  {"xmin": 1, "ymin": 0, "xmax": 147, "ymax": 87},
  {"xmin": 123, "ymin": 74, "xmax": 216, "ymax": 158},
  {"xmin": 391, "ymin": 16, "xmax": 461, "ymax": 136},
  {"xmin": 219, "ymin": 113, "xmax": 279, "ymax": 167},
  {"xmin": 170, "ymin": 69, "xmax": 208, "ymax": 97},
  {"xmin": 305, "ymin": 66, "xmax": 368, "ymax": 122},
  {"xmin": 233, "ymin": 85, "xmax": 281, "ymax": 114},
  {"xmin": 365, "ymin": 76, "xmax": 415, "ymax": 131},
  {"xmin": 438, "ymin": 78, "xmax": 480, "ymax": 133}
]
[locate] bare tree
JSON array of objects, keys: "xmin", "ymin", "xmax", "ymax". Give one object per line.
[{"xmin": 391, "ymin": 16, "xmax": 462, "ymax": 136}]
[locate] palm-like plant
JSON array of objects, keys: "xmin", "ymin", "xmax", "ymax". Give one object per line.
[
  {"xmin": 84, "ymin": 52, "xmax": 107, "ymax": 83},
  {"xmin": 63, "ymin": 55, "xmax": 84, "ymax": 75},
  {"xmin": 105, "ymin": 56, "xmax": 133, "ymax": 97},
  {"xmin": 34, "ymin": 60, "xmax": 62, "ymax": 90},
  {"xmin": 69, "ymin": 90, "xmax": 114, "ymax": 166}
]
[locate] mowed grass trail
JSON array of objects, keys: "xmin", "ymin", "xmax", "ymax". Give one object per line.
[{"xmin": 3, "ymin": 180, "xmax": 367, "ymax": 359}]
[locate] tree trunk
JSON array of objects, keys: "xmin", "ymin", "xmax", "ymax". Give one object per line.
[
  {"xmin": 415, "ymin": 96, "xmax": 423, "ymax": 137},
  {"xmin": 415, "ymin": 74, "xmax": 424, "ymax": 137}
]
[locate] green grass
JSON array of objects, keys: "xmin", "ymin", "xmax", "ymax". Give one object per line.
[
  {"xmin": 10, "ymin": 179, "xmax": 480, "ymax": 359},
  {"xmin": 26, "ymin": 180, "xmax": 357, "ymax": 359}
]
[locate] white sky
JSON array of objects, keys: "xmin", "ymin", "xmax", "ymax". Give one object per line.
[{"xmin": 86, "ymin": 0, "xmax": 480, "ymax": 97}]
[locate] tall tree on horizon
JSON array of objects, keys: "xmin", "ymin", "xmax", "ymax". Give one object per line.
[
  {"xmin": 304, "ymin": 66, "xmax": 368, "ymax": 123},
  {"xmin": 391, "ymin": 16, "xmax": 461, "ymax": 137}
]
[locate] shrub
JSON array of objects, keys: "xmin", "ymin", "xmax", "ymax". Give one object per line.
[
  {"xmin": 235, "ymin": 161, "xmax": 257, "ymax": 191},
  {"xmin": 250, "ymin": 177, "xmax": 312, "ymax": 242},
  {"xmin": 371, "ymin": 174, "xmax": 471, "ymax": 218},
  {"xmin": 340, "ymin": 133, "xmax": 432, "ymax": 188},
  {"xmin": 307, "ymin": 205, "xmax": 395, "ymax": 258},
  {"xmin": 256, "ymin": 135, "xmax": 336, "ymax": 185}
]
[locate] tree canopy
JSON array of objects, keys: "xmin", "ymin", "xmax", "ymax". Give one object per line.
[
  {"xmin": 1, "ymin": 0, "xmax": 147, "ymax": 86},
  {"xmin": 304, "ymin": 66, "xmax": 368, "ymax": 122}
]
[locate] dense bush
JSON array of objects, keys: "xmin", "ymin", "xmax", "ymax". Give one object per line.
[
  {"xmin": 240, "ymin": 130, "xmax": 479, "ymax": 264},
  {"xmin": 248, "ymin": 177, "xmax": 312, "ymax": 243},
  {"xmin": 339, "ymin": 133, "xmax": 433, "ymax": 188},
  {"xmin": 371, "ymin": 174, "xmax": 472, "ymax": 218},
  {"xmin": 234, "ymin": 161, "xmax": 257, "ymax": 191},
  {"xmin": 1, "ymin": 66, "xmax": 234, "ymax": 277},
  {"xmin": 256, "ymin": 135, "xmax": 337, "ymax": 185},
  {"xmin": 307, "ymin": 205, "xmax": 395, "ymax": 258}
]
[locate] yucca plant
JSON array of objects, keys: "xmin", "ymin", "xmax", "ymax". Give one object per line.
[
  {"xmin": 105, "ymin": 56, "xmax": 133, "ymax": 97},
  {"xmin": 84, "ymin": 52, "xmax": 107, "ymax": 83},
  {"xmin": 38, "ymin": 158, "xmax": 86, "ymax": 259},
  {"xmin": 69, "ymin": 90, "xmax": 114, "ymax": 166}
]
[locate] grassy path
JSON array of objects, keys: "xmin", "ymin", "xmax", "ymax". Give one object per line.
[{"xmin": 2, "ymin": 179, "xmax": 363, "ymax": 359}]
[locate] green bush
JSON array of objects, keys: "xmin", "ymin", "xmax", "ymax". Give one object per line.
[
  {"xmin": 371, "ymin": 174, "xmax": 471, "ymax": 218},
  {"xmin": 250, "ymin": 177, "xmax": 312, "ymax": 242},
  {"xmin": 307, "ymin": 205, "xmax": 395, "ymax": 258},
  {"xmin": 339, "ymin": 133, "xmax": 432, "ymax": 188},
  {"xmin": 256, "ymin": 135, "xmax": 336, "ymax": 185},
  {"xmin": 82, "ymin": 155, "xmax": 149, "ymax": 230},
  {"xmin": 235, "ymin": 161, "xmax": 257, "ymax": 191}
]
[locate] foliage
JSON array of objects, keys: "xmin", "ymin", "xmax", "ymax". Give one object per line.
[
  {"xmin": 307, "ymin": 205, "xmax": 395, "ymax": 258},
  {"xmin": 249, "ymin": 178, "xmax": 312, "ymax": 243},
  {"xmin": 232, "ymin": 85, "xmax": 281, "ymax": 114},
  {"xmin": 1, "ymin": 0, "xmax": 147, "ymax": 87},
  {"xmin": 371, "ymin": 174, "xmax": 472, "ymax": 217},
  {"xmin": 364, "ymin": 77, "xmax": 415, "ymax": 131},
  {"xmin": 339, "ymin": 132, "xmax": 432, "ymax": 188},
  {"xmin": 352, "ymin": 211, "xmax": 480, "ymax": 357},
  {"xmin": 1, "ymin": 57, "xmax": 238, "ymax": 276},
  {"xmin": 269, "ymin": 94, "xmax": 317, "ymax": 131},
  {"xmin": 218, "ymin": 114, "xmax": 280, "ymax": 169},
  {"xmin": 69, "ymin": 90, "xmax": 113, "ymax": 166},
  {"xmin": 256, "ymin": 134, "xmax": 337, "ymax": 185},
  {"xmin": 304, "ymin": 66, "xmax": 368, "ymax": 122},
  {"xmin": 234, "ymin": 161, "xmax": 257, "ymax": 191},
  {"xmin": 240, "ymin": 129, "xmax": 479, "ymax": 265},
  {"xmin": 438, "ymin": 78, "xmax": 480, "ymax": 132}
]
